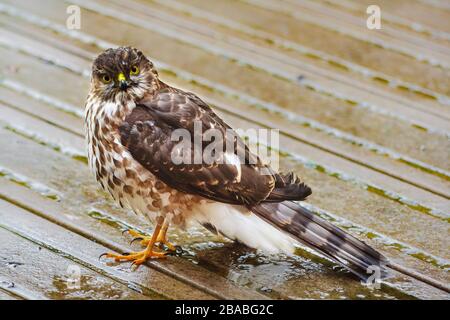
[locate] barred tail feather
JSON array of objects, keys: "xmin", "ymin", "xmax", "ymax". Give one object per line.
[
  {"xmin": 251, "ymin": 201, "xmax": 388, "ymax": 280},
  {"xmin": 266, "ymin": 172, "xmax": 312, "ymax": 202},
  {"xmin": 192, "ymin": 201, "xmax": 388, "ymax": 281}
]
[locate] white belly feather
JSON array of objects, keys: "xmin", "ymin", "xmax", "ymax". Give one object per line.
[{"xmin": 190, "ymin": 202, "xmax": 296, "ymax": 254}]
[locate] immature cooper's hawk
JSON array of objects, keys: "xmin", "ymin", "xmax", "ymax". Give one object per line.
[{"xmin": 85, "ymin": 47, "xmax": 387, "ymax": 279}]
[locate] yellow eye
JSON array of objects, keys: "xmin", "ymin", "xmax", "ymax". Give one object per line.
[
  {"xmin": 130, "ymin": 66, "xmax": 140, "ymax": 75},
  {"xmin": 101, "ymin": 74, "xmax": 112, "ymax": 83}
]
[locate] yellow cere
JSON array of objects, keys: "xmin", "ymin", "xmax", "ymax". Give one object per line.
[{"xmin": 117, "ymin": 73, "xmax": 126, "ymax": 82}]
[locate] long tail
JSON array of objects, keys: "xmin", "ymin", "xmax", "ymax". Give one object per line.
[{"xmin": 251, "ymin": 201, "xmax": 388, "ymax": 280}]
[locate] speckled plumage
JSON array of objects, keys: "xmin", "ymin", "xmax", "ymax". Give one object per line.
[
  {"xmin": 84, "ymin": 47, "xmax": 289, "ymax": 227},
  {"xmin": 85, "ymin": 76, "xmax": 204, "ymax": 228},
  {"xmin": 85, "ymin": 47, "xmax": 387, "ymax": 280}
]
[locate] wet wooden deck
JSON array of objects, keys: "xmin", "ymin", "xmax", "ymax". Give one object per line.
[{"xmin": 0, "ymin": 0, "xmax": 449, "ymax": 300}]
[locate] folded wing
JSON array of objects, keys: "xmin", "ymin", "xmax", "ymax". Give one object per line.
[{"xmin": 119, "ymin": 88, "xmax": 277, "ymax": 205}]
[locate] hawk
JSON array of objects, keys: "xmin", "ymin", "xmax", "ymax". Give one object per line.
[{"xmin": 85, "ymin": 47, "xmax": 387, "ymax": 280}]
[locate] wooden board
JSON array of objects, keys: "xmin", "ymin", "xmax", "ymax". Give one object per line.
[{"xmin": 0, "ymin": 0, "xmax": 448, "ymax": 299}]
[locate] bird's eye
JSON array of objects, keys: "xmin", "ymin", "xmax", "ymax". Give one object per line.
[
  {"xmin": 130, "ymin": 66, "xmax": 140, "ymax": 75},
  {"xmin": 101, "ymin": 75, "xmax": 112, "ymax": 83}
]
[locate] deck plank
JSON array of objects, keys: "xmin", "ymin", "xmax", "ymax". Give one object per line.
[
  {"xmin": 0, "ymin": 0, "xmax": 448, "ymax": 300},
  {"xmin": 0, "ymin": 29, "xmax": 448, "ymax": 214},
  {"xmin": 0, "ymin": 91, "xmax": 448, "ymax": 298},
  {"xmin": 0, "ymin": 39, "xmax": 448, "ymax": 290},
  {"xmin": 121, "ymin": 0, "xmax": 450, "ymax": 120},
  {"xmin": 248, "ymin": 0, "xmax": 450, "ymax": 68},
  {"xmin": 0, "ymin": 152, "xmax": 420, "ymax": 300},
  {"xmin": 0, "ymin": 227, "xmax": 156, "ymax": 300},
  {"xmin": 2, "ymin": 1, "xmax": 450, "ymax": 171},
  {"xmin": 180, "ymin": 0, "xmax": 450, "ymax": 95},
  {"xmin": 0, "ymin": 44, "xmax": 448, "ymax": 229},
  {"xmin": 0, "ymin": 289, "xmax": 22, "ymax": 300},
  {"xmin": 0, "ymin": 24, "xmax": 448, "ymax": 200},
  {"xmin": 0, "ymin": 181, "xmax": 224, "ymax": 300},
  {"xmin": 77, "ymin": 0, "xmax": 450, "ymax": 131}
]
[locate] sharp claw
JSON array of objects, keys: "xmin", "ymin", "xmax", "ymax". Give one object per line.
[
  {"xmin": 130, "ymin": 237, "xmax": 144, "ymax": 245},
  {"xmin": 102, "ymin": 227, "xmax": 171, "ymax": 266},
  {"xmin": 98, "ymin": 253, "xmax": 108, "ymax": 261},
  {"xmin": 130, "ymin": 261, "xmax": 141, "ymax": 270}
]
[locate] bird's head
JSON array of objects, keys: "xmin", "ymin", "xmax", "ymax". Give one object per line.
[{"xmin": 90, "ymin": 47, "xmax": 159, "ymax": 102}]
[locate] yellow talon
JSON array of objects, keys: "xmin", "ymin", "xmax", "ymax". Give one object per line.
[
  {"xmin": 127, "ymin": 220, "xmax": 177, "ymax": 251},
  {"xmin": 103, "ymin": 249, "xmax": 167, "ymax": 266},
  {"xmin": 101, "ymin": 217, "xmax": 174, "ymax": 267}
]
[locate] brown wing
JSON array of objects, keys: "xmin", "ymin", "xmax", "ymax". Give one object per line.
[{"xmin": 119, "ymin": 89, "xmax": 276, "ymax": 205}]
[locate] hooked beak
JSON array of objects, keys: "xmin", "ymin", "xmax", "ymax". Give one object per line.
[{"xmin": 117, "ymin": 73, "xmax": 128, "ymax": 90}]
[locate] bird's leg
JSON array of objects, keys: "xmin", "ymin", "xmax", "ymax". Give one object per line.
[
  {"xmin": 128, "ymin": 219, "xmax": 176, "ymax": 251},
  {"xmin": 101, "ymin": 217, "xmax": 167, "ymax": 266},
  {"xmin": 156, "ymin": 220, "xmax": 177, "ymax": 251}
]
